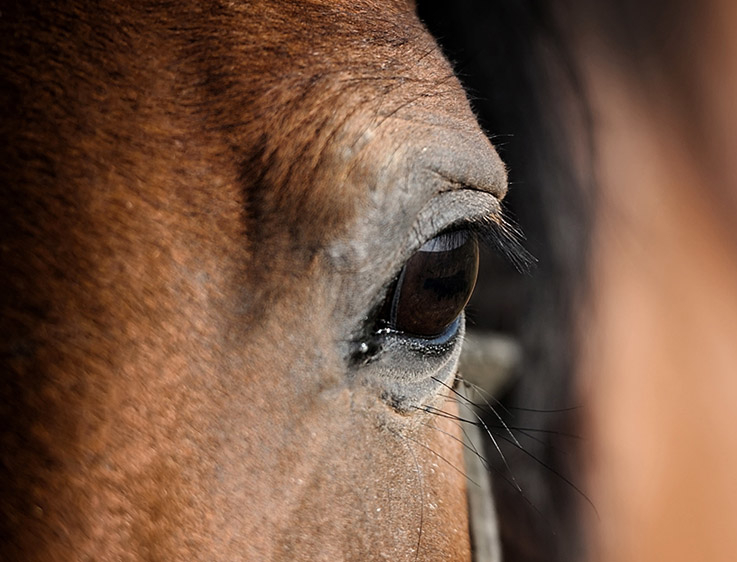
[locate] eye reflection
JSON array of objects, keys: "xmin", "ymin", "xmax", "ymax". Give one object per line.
[{"xmin": 381, "ymin": 229, "xmax": 479, "ymax": 337}]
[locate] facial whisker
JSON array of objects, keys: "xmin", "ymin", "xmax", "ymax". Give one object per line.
[
  {"xmin": 401, "ymin": 423, "xmax": 480, "ymax": 488},
  {"xmin": 460, "ymin": 379, "xmax": 512, "ymax": 417},
  {"xmin": 434, "ymin": 376, "xmax": 523, "ymax": 452},
  {"xmin": 418, "ymin": 418, "xmax": 489, "ymax": 477},
  {"xmin": 419, "ymin": 401, "xmax": 522, "ymax": 494},
  {"xmin": 487, "ymin": 428, "xmax": 599, "ymax": 518},
  {"xmin": 418, "ymin": 403, "xmax": 479, "ymax": 426}
]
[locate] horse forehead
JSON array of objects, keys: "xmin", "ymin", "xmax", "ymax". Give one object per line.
[{"xmin": 10, "ymin": 1, "xmax": 481, "ymax": 245}]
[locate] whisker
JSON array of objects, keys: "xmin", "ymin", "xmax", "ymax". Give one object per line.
[
  {"xmin": 436, "ymin": 379, "xmax": 599, "ymax": 518},
  {"xmin": 418, "ymin": 415, "xmax": 534, "ymax": 497},
  {"xmin": 419, "ymin": 417, "xmax": 489, "ymax": 475},
  {"xmin": 503, "ymin": 426, "xmax": 581, "ymax": 440},
  {"xmin": 429, "ymin": 394, "xmax": 580, "ymax": 457},
  {"xmin": 501, "ymin": 427, "xmax": 576, "ymax": 459},
  {"xmin": 431, "ymin": 383, "xmax": 596, "ymax": 517},
  {"xmin": 435, "ymin": 376, "xmax": 522, "ymax": 451},
  {"xmin": 459, "ymin": 402, "xmax": 524, "ymax": 494},
  {"xmin": 506, "ymin": 404, "xmax": 582, "ymax": 414},
  {"xmin": 488, "ymin": 429, "xmax": 599, "ymax": 518},
  {"xmin": 400, "ymin": 424, "xmax": 480, "ymax": 488},
  {"xmin": 454, "ymin": 381, "xmax": 583, "ymax": 457},
  {"xmin": 419, "ymin": 403, "xmax": 478, "ymax": 425},
  {"xmin": 420, "ymin": 400, "xmax": 523, "ymax": 495},
  {"xmin": 461, "ymin": 379, "xmax": 512, "ymax": 417},
  {"xmin": 433, "ymin": 393, "xmax": 492, "ymax": 472},
  {"xmin": 424, "ymin": 394, "xmax": 579, "ymax": 440},
  {"xmin": 420, "ymin": 396, "xmax": 585, "ymax": 536},
  {"xmin": 462, "ymin": 372, "xmax": 581, "ymax": 415},
  {"xmin": 441, "ymin": 400, "xmax": 555, "ymax": 531}
]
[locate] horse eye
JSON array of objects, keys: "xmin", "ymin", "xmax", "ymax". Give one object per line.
[{"xmin": 381, "ymin": 229, "xmax": 479, "ymax": 337}]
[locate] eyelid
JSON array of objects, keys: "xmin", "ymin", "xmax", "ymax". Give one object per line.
[
  {"xmin": 409, "ymin": 189, "xmax": 534, "ymax": 274},
  {"xmin": 419, "ymin": 229, "xmax": 470, "ymax": 252},
  {"xmin": 408, "ymin": 189, "xmax": 502, "ymax": 255}
]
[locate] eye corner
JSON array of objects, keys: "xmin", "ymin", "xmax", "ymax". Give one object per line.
[{"xmin": 348, "ymin": 337, "xmax": 383, "ymax": 368}]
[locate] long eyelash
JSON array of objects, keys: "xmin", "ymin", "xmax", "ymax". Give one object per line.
[{"xmin": 462, "ymin": 213, "xmax": 537, "ymax": 274}]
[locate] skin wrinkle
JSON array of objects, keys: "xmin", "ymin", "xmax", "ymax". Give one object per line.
[{"xmin": 0, "ymin": 1, "xmax": 510, "ymax": 560}]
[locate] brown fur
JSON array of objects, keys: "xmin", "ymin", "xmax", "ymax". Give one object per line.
[{"xmin": 0, "ymin": 1, "xmax": 502, "ymax": 559}]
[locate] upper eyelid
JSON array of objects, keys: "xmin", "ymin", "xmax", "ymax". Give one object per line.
[
  {"xmin": 365, "ymin": 190, "xmax": 498, "ymax": 314},
  {"xmin": 408, "ymin": 188, "xmax": 502, "ymax": 252},
  {"xmin": 418, "ymin": 229, "xmax": 471, "ymax": 252},
  {"xmin": 409, "ymin": 193, "xmax": 534, "ymax": 273}
]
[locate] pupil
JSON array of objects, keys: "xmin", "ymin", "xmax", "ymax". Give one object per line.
[{"xmin": 388, "ymin": 230, "xmax": 479, "ymax": 337}]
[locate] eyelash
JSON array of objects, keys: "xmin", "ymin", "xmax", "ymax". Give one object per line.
[{"xmin": 445, "ymin": 214, "xmax": 535, "ymax": 274}]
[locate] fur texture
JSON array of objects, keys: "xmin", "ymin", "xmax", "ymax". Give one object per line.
[{"xmin": 0, "ymin": 1, "xmax": 508, "ymax": 559}]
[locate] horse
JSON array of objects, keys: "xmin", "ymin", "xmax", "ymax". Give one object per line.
[{"xmin": 0, "ymin": 1, "xmax": 509, "ymax": 559}]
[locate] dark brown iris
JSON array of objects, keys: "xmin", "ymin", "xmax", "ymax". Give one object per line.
[{"xmin": 382, "ymin": 230, "xmax": 479, "ymax": 337}]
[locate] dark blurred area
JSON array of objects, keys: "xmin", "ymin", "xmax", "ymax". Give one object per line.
[{"xmin": 417, "ymin": 2, "xmax": 593, "ymax": 560}]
